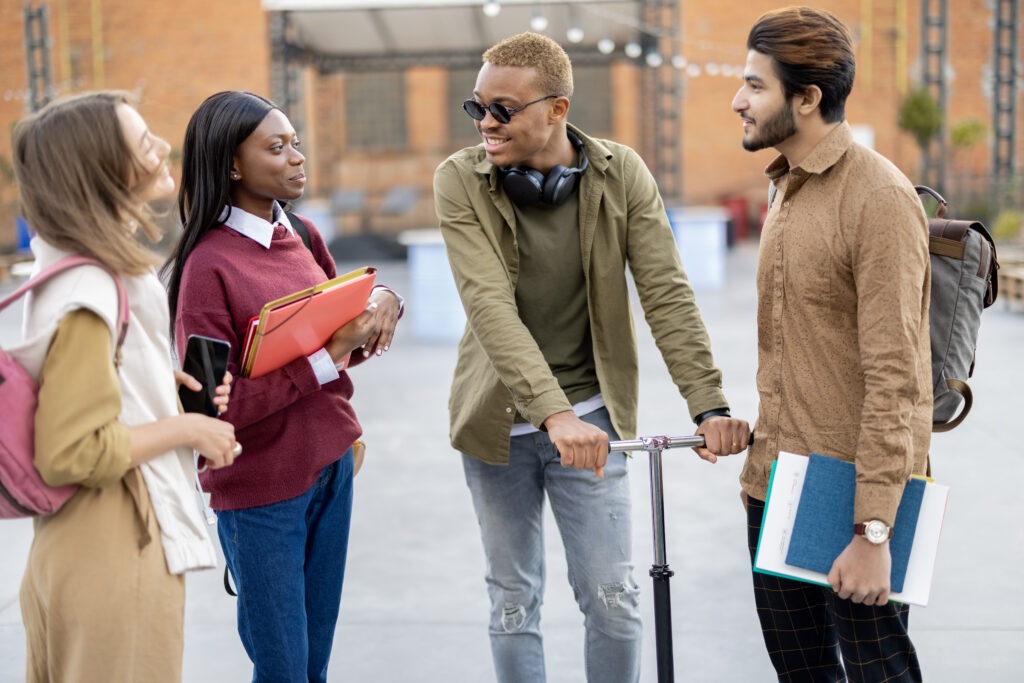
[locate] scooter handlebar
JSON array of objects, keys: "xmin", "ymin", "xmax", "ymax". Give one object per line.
[{"xmin": 608, "ymin": 432, "xmax": 754, "ymax": 453}]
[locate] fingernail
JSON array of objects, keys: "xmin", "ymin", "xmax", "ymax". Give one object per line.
[
  {"xmin": 363, "ymin": 349, "xmax": 370, "ymax": 357},
  {"xmin": 383, "ymin": 345, "xmax": 389, "ymax": 352},
  {"xmin": 376, "ymin": 349, "xmax": 382, "ymax": 356}
]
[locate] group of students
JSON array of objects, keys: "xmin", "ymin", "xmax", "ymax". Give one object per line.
[
  {"xmin": 12, "ymin": 5, "xmax": 934, "ymax": 683},
  {"xmin": 13, "ymin": 90, "xmax": 401, "ymax": 683}
]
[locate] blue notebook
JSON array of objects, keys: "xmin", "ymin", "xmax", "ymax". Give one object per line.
[{"xmin": 785, "ymin": 453, "xmax": 926, "ymax": 593}]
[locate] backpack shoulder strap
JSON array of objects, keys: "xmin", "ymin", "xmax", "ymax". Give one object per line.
[
  {"xmin": 0, "ymin": 255, "xmax": 129, "ymax": 361},
  {"xmin": 284, "ymin": 211, "xmax": 313, "ymax": 252}
]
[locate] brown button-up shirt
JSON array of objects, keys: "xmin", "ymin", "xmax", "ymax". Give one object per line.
[{"xmin": 740, "ymin": 122, "xmax": 932, "ymax": 525}]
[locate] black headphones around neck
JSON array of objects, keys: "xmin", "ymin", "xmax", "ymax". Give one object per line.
[{"xmin": 500, "ymin": 129, "xmax": 589, "ymax": 207}]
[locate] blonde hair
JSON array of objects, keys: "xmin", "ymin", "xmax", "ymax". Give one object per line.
[
  {"xmin": 12, "ymin": 91, "xmax": 164, "ymax": 275},
  {"xmin": 482, "ymin": 32, "xmax": 574, "ymax": 98}
]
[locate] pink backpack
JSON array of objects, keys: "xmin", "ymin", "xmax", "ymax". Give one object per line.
[{"xmin": 0, "ymin": 255, "xmax": 128, "ymax": 518}]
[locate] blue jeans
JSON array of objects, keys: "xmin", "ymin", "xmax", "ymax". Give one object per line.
[
  {"xmin": 217, "ymin": 452, "xmax": 354, "ymax": 683},
  {"xmin": 462, "ymin": 407, "xmax": 642, "ymax": 683}
]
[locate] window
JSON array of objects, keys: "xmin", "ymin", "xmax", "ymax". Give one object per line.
[
  {"xmin": 447, "ymin": 67, "xmax": 481, "ymax": 148},
  {"xmin": 566, "ymin": 65, "xmax": 612, "ymax": 138},
  {"xmin": 345, "ymin": 72, "xmax": 406, "ymax": 150}
]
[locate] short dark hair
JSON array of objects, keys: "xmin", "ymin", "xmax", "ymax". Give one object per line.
[{"xmin": 747, "ymin": 6, "xmax": 855, "ymax": 123}]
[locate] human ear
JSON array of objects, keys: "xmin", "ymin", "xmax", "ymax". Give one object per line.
[
  {"xmin": 796, "ymin": 85, "xmax": 823, "ymax": 115},
  {"xmin": 549, "ymin": 96, "xmax": 570, "ymax": 123}
]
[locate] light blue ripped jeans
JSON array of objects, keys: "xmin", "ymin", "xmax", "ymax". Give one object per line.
[{"xmin": 462, "ymin": 407, "xmax": 642, "ymax": 683}]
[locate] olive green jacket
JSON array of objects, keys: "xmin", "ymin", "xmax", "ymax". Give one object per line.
[{"xmin": 433, "ymin": 125, "xmax": 728, "ymax": 464}]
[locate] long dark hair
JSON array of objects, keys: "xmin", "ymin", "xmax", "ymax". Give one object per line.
[{"xmin": 163, "ymin": 90, "xmax": 277, "ymax": 337}]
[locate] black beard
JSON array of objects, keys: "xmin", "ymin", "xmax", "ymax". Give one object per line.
[{"xmin": 742, "ymin": 104, "xmax": 797, "ymax": 152}]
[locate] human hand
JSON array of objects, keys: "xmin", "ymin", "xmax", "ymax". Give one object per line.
[
  {"xmin": 185, "ymin": 413, "xmax": 239, "ymax": 470},
  {"xmin": 175, "ymin": 369, "xmax": 233, "ymax": 415},
  {"xmin": 211, "ymin": 371, "xmax": 233, "ymax": 415},
  {"xmin": 543, "ymin": 411, "xmax": 609, "ymax": 477},
  {"xmin": 694, "ymin": 416, "xmax": 751, "ymax": 463},
  {"xmin": 827, "ymin": 537, "xmax": 892, "ymax": 606},
  {"xmin": 326, "ymin": 302, "xmax": 379, "ymax": 366},
  {"xmin": 360, "ymin": 288, "xmax": 402, "ymax": 358},
  {"xmin": 174, "ymin": 369, "xmax": 200, "ymax": 391}
]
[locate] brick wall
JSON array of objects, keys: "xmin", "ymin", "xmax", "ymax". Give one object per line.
[
  {"xmin": 0, "ymin": 0, "xmax": 270, "ymax": 247},
  {"xmin": 1, "ymin": 0, "xmax": 1020, "ymax": 246}
]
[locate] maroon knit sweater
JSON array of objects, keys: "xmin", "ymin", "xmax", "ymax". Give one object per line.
[{"xmin": 175, "ymin": 216, "xmax": 363, "ymax": 510}]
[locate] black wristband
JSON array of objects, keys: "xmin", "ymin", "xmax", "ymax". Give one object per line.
[{"xmin": 694, "ymin": 408, "xmax": 731, "ymax": 425}]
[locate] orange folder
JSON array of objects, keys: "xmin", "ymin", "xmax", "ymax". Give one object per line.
[{"xmin": 241, "ymin": 266, "xmax": 377, "ymax": 379}]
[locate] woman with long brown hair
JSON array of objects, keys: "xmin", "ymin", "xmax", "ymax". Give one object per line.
[{"xmin": 11, "ymin": 91, "xmax": 238, "ymax": 682}]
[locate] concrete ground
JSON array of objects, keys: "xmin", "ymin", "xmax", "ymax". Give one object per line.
[{"xmin": 1, "ymin": 242, "xmax": 1022, "ymax": 682}]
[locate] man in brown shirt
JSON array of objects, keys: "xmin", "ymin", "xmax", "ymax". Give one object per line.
[{"xmin": 732, "ymin": 7, "xmax": 931, "ymax": 682}]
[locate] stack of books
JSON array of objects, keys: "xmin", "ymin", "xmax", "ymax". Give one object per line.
[
  {"xmin": 240, "ymin": 266, "xmax": 377, "ymax": 379},
  {"xmin": 754, "ymin": 451, "xmax": 949, "ymax": 606}
]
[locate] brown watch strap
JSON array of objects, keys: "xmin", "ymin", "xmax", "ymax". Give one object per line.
[{"xmin": 853, "ymin": 522, "xmax": 894, "ymax": 539}]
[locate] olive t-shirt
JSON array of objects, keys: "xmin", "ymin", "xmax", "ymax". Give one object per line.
[{"xmin": 511, "ymin": 190, "xmax": 599, "ymax": 422}]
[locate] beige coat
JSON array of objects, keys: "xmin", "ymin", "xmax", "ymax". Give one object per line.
[{"xmin": 20, "ymin": 311, "xmax": 186, "ymax": 682}]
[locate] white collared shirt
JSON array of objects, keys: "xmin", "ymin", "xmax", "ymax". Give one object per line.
[
  {"xmin": 218, "ymin": 203, "xmax": 292, "ymax": 249},
  {"xmin": 219, "ymin": 202, "xmax": 338, "ymax": 385},
  {"xmin": 509, "ymin": 393, "xmax": 606, "ymax": 437}
]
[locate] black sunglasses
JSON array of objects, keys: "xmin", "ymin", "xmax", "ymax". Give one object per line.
[{"xmin": 462, "ymin": 95, "xmax": 558, "ymax": 124}]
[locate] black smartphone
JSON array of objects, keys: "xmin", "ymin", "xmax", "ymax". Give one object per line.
[{"xmin": 178, "ymin": 334, "xmax": 231, "ymax": 417}]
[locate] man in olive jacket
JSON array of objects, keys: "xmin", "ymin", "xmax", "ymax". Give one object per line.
[{"xmin": 434, "ymin": 32, "xmax": 750, "ymax": 683}]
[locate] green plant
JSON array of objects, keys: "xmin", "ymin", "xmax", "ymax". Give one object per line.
[
  {"xmin": 898, "ymin": 87, "xmax": 943, "ymax": 149},
  {"xmin": 0, "ymin": 154, "xmax": 13, "ymax": 183},
  {"xmin": 992, "ymin": 209, "xmax": 1023, "ymax": 242},
  {"xmin": 0, "ymin": 153, "xmax": 19, "ymax": 252},
  {"xmin": 950, "ymin": 118, "xmax": 987, "ymax": 149}
]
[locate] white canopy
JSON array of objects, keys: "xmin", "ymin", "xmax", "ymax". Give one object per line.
[{"xmin": 263, "ymin": 0, "xmax": 646, "ymax": 68}]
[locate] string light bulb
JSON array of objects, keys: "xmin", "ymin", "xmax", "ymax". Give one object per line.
[
  {"xmin": 482, "ymin": 0, "xmax": 501, "ymax": 18},
  {"xmin": 530, "ymin": 9, "xmax": 548, "ymax": 31},
  {"xmin": 597, "ymin": 38, "xmax": 616, "ymax": 55},
  {"xmin": 624, "ymin": 41, "xmax": 642, "ymax": 59}
]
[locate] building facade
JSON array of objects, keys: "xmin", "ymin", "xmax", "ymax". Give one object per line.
[{"xmin": 1, "ymin": 0, "xmax": 1020, "ymax": 247}]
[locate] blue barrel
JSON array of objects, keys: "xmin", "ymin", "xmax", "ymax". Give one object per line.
[
  {"xmin": 665, "ymin": 206, "xmax": 728, "ymax": 291},
  {"xmin": 16, "ymin": 216, "xmax": 32, "ymax": 252},
  {"xmin": 400, "ymin": 230, "xmax": 466, "ymax": 342}
]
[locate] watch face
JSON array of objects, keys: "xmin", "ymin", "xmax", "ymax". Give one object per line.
[{"xmin": 865, "ymin": 520, "xmax": 889, "ymax": 544}]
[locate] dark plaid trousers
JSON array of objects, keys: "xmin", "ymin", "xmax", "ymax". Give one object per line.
[{"xmin": 746, "ymin": 497, "xmax": 923, "ymax": 683}]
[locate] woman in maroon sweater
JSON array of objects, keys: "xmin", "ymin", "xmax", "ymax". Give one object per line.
[{"xmin": 164, "ymin": 91, "xmax": 402, "ymax": 682}]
